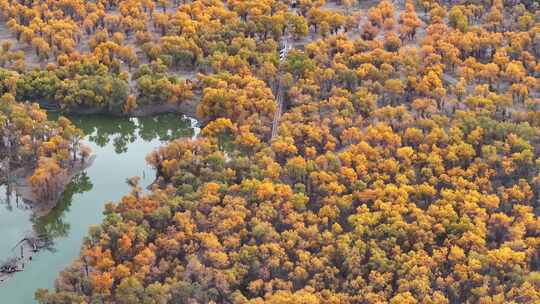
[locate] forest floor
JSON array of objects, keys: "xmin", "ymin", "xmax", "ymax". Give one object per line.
[
  {"xmin": 0, "ymin": 20, "xmax": 42, "ymax": 68},
  {"xmin": 0, "ymin": 5, "xmax": 201, "ymax": 118}
]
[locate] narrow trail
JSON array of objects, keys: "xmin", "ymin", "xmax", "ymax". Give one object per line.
[
  {"xmin": 270, "ymin": 0, "xmax": 420, "ymax": 140},
  {"xmin": 270, "ymin": 25, "xmax": 293, "ymax": 140},
  {"xmin": 271, "ymin": 77, "xmax": 284, "ymax": 139}
]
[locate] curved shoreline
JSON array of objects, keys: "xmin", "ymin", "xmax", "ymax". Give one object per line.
[
  {"xmin": 42, "ymin": 98, "xmax": 206, "ymax": 124},
  {"xmin": 0, "ymin": 113, "xmax": 200, "ymax": 292},
  {"xmin": 0, "ymin": 156, "xmax": 96, "ymax": 284}
]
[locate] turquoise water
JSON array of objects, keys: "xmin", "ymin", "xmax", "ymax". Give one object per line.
[{"xmin": 0, "ymin": 114, "xmax": 198, "ymax": 303}]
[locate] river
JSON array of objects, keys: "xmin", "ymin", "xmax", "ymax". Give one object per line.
[{"xmin": 0, "ymin": 113, "xmax": 199, "ymax": 303}]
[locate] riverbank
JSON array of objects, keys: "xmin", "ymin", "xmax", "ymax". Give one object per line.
[
  {"xmin": 0, "ymin": 113, "xmax": 199, "ymax": 301},
  {"xmin": 0, "ymin": 156, "xmax": 95, "ymax": 284},
  {"xmin": 42, "ymin": 98, "xmax": 205, "ymax": 124},
  {"xmin": 12, "ymin": 155, "xmax": 96, "ymax": 217}
]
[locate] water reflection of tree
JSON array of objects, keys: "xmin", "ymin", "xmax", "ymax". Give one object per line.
[
  {"xmin": 137, "ymin": 115, "xmax": 194, "ymax": 142},
  {"xmin": 1, "ymin": 185, "xmax": 17, "ymax": 212},
  {"xmin": 32, "ymin": 172, "xmax": 93, "ymax": 241},
  {"xmin": 72, "ymin": 116, "xmax": 138, "ymax": 153},
  {"xmin": 66, "ymin": 114, "xmax": 195, "ymax": 154}
]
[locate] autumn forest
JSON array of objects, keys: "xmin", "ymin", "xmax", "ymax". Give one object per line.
[{"xmin": 0, "ymin": 0, "xmax": 540, "ymax": 303}]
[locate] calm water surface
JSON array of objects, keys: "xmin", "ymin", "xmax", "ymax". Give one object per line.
[{"xmin": 0, "ymin": 113, "xmax": 198, "ymax": 303}]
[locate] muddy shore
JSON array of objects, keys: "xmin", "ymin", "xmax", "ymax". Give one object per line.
[{"xmin": 41, "ymin": 98, "xmax": 205, "ymax": 124}]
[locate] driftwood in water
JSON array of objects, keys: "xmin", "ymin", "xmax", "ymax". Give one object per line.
[
  {"xmin": 12, "ymin": 235, "xmax": 52, "ymax": 253},
  {"xmin": 1, "ymin": 235, "xmax": 52, "ymax": 277},
  {"xmin": 0, "ymin": 258, "xmax": 22, "ymax": 274}
]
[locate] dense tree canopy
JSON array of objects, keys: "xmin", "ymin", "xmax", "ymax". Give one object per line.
[{"xmin": 1, "ymin": 0, "xmax": 537, "ymax": 303}]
